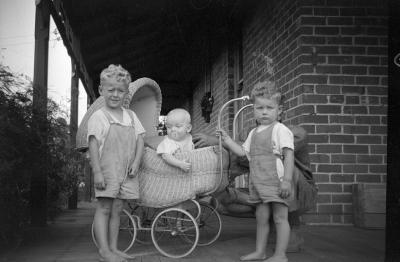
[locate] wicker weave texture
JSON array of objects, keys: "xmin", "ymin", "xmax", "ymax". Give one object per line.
[
  {"xmin": 138, "ymin": 146, "xmax": 228, "ymax": 208},
  {"xmin": 76, "ymin": 96, "xmax": 105, "ymax": 151}
]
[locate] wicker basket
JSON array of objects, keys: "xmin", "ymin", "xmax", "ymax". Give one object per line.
[{"xmin": 138, "ymin": 146, "xmax": 229, "ymax": 208}]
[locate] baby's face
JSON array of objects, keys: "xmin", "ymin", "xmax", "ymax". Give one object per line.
[{"xmin": 165, "ymin": 113, "xmax": 191, "ymax": 141}]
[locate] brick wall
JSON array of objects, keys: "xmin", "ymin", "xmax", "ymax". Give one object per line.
[
  {"xmin": 293, "ymin": 0, "xmax": 387, "ymax": 225},
  {"xmin": 190, "ymin": 0, "xmax": 388, "ymax": 225},
  {"xmin": 241, "ymin": 0, "xmax": 387, "ymax": 224},
  {"xmin": 241, "ymin": 0, "xmax": 302, "ymax": 94},
  {"xmin": 192, "ymin": 49, "xmax": 234, "ymax": 135}
]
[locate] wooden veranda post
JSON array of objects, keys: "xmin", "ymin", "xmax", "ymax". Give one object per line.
[
  {"xmin": 31, "ymin": 0, "xmax": 50, "ymax": 226},
  {"xmin": 70, "ymin": 61, "xmax": 79, "ymax": 149},
  {"xmin": 68, "ymin": 59, "xmax": 79, "ymax": 209}
]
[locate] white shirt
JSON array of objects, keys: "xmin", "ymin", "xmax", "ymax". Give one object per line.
[
  {"xmin": 242, "ymin": 122, "xmax": 294, "ymax": 179},
  {"xmin": 156, "ymin": 135, "xmax": 194, "ymax": 155},
  {"xmin": 87, "ymin": 108, "xmax": 145, "ymax": 157}
]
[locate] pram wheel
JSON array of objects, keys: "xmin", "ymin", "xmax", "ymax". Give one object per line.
[
  {"xmin": 131, "ymin": 205, "xmax": 156, "ymax": 244},
  {"xmin": 151, "ymin": 208, "xmax": 199, "ymax": 258},
  {"xmin": 92, "ymin": 209, "xmax": 137, "ymax": 252},
  {"xmin": 197, "ymin": 202, "xmax": 222, "ymax": 246}
]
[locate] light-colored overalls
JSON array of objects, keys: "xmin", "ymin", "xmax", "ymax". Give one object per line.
[
  {"xmin": 95, "ymin": 109, "xmax": 139, "ymax": 199},
  {"xmin": 248, "ymin": 122, "xmax": 295, "ymax": 208}
]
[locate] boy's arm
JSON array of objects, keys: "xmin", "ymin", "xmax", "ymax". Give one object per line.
[
  {"xmin": 279, "ymin": 147, "xmax": 294, "ymax": 198},
  {"xmin": 218, "ymin": 129, "xmax": 246, "ymax": 157},
  {"xmin": 88, "ymin": 135, "xmax": 106, "ymax": 190},
  {"xmin": 193, "ymin": 132, "xmax": 243, "ymax": 149},
  {"xmin": 129, "ymin": 134, "xmax": 144, "ymax": 177},
  {"xmin": 161, "ymin": 153, "xmax": 191, "ymax": 172}
]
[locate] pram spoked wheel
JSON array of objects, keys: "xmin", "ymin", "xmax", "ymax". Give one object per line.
[
  {"xmin": 184, "ymin": 199, "xmax": 222, "ymax": 246},
  {"xmin": 151, "ymin": 208, "xmax": 199, "ymax": 258},
  {"xmin": 197, "ymin": 201, "xmax": 222, "ymax": 246},
  {"xmin": 92, "ymin": 209, "xmax": 137, "ymax": 252}
]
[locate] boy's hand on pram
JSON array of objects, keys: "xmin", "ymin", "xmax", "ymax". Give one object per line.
[
  {"xmin": 179, "ymin": 159, "xmax": 191, "ymax": 172},
  {"xmin": 94, "ymin": 172, "xmax": 106, "ymax": 190},
  {"xmin": 216, "ymin": 129, "xmax": 230, "ymax": 142}
]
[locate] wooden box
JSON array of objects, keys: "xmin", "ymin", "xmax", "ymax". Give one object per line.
[{"xmin": 353, "ymin": 183, "xmax": 386, "ymax": 229}]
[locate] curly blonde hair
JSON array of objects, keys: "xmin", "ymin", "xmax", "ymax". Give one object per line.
[
  {"xmin": 250, "ymin": 80, "xmax": 282, "ymax": 105},
  {"xmin": 99, "ymin": 64, "xmax": 131, "ymax": 87}
]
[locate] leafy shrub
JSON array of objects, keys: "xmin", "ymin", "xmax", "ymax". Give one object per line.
[{"xmin": 0, "ymin": 65, "xmax": 84, "ymax": 249}]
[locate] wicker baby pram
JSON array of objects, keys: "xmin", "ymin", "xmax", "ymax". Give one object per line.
[{"xmin": 76, "ymin": 77, "xmax": 228, "ymax": 208}]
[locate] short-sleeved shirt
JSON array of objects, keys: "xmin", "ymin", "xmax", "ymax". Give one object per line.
[
  {"xmin": 156, "ymin": 135, "xmax": 194, "ymax": 155},
  {"xmin": 242, "ymin": 122, "xmax": 294, "ymax": 179},
  {"xmin": 87, "ymin": 108, "xmax": 145, "ymax": 157}
]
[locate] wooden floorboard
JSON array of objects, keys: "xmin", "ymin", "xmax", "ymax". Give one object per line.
[{"xmin": 0, "ymin": 207, "xmax": 385, "ymax": 262}]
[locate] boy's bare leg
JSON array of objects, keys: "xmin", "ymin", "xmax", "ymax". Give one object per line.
[
  {"xmin": 240, "ymin": 203, "xmax": 269, "ymax": 261},
  {"xmin": 94, "ymin": 198, "xmax": 120, "ymax": 262},
  {"xmin": 264, "ymin": 203, "xmax": 289, "ymax": 262},
  {"xmin": 109, "ymin": 198, "xmax": 134, "ymax": 260}
]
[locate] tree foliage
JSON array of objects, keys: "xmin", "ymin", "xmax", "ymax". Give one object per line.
[
  {"xmin": 0, "ymin": 64, "xmax": 31, "ymax": 93},
  {"xmin": 0, "ymin": 65, "xmax": 84, "ymax": 249}
]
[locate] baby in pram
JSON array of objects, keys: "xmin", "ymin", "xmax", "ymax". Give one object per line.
[{"xmin": 157, "ymin": 108, "xmax": 194, "ymax": 172}]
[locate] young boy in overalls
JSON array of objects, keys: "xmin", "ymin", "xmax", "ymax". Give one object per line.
[
  {"xmin": 218, "ymin": 80, "xmax": 294, "ymax": 262},
  {"xmin": 88, "ymin": 64, "xmax": 145, "ymax": 262}
]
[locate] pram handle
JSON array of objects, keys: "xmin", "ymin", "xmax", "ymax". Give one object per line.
[
  {"xmin": 215, "ymin": 95, "xmax": 250, "ymax": 192},
  {"xmin": 233, "ymin": 104, "xmax": 253, "ymax": 141}
]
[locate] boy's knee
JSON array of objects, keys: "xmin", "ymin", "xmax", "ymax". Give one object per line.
[
  {"xmin": 110, "ymin": 200, "xmax": 124, "ymax": 216},
  {"xmin": 96, "ymin": 198, "xmax": 113, "ymax": 214},
  {"xmin": 113, "ymin": 200, "xmax": 124, "ymax": 210},
  {"xmin": 97, "ymin": 204, "xmax": 112, "ymax": 216},
  {"xmin": 255, "ymin": 206, "xmax": 270, "ymax": 224},
  {"xmin": 255, "ymin": 207, "xmax": 265, "ymax": 218},
  {"xmin": 273, "ymin": 213, "xmax": 288, "ymax": 225}
]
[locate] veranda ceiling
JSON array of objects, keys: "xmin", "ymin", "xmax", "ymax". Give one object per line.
[{"xmin": 51, "ymin": 0, "xmax": 259, "ymax": 113}]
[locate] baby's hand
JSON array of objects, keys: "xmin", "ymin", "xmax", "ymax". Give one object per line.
[
  {"xmin": 179, "ymin": 159, "xmax": 191, "ymax": 172},
  {"xmin": 216, "ymin": 129, "xmax": 230, "ymax": 141},
  {"xmin": 94, "ymin": 172, "xmax": 106, "ymax": 190},
  {"xmin": 128, "ymin": 162, "xmax": 139, "ymax": 178}
]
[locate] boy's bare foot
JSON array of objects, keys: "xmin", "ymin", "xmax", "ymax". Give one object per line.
[
  {"xmin": 99, "ymin": 250, "xmax": 122, "ymax": 262},
  {"xmin": 112, "ymin": 249, "xmax": 135, "ymax": 260},
  {"xmin": 240, "ymin": 251, "xmax": 267, "ymax": 261},
  {"xmin": 264, "ymin": 255, "xmax": 288, "ymax": 262}
]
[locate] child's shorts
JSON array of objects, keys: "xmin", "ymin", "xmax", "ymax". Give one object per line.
[{"xmin": 95, "ymin": 175, "xmax": 139, "ymax": 199}]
